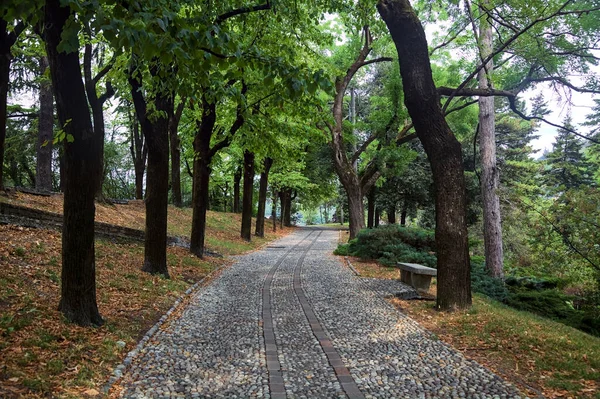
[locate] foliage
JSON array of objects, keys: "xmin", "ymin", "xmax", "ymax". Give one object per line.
[{"xmin": 344, "ymin": 225, "xmax": 436, "ymax": 267}]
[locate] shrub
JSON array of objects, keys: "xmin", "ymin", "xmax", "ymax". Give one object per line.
[
  {"xmin": 471, "ymin": 261, "xmax": 510, "ymax": 302},
  {"xmin": 346, "ymin": 225, "xmax": 435, "ymax": 261}
]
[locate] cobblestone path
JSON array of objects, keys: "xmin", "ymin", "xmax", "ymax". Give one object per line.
[{"xmin": 118, "ymin": 229, "xmax": 523, "ymax": 399}]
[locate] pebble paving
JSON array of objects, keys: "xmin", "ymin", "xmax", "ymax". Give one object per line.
[{"xmin": 117, "ymin": 228, "xmax": 524, "ymax": 399}]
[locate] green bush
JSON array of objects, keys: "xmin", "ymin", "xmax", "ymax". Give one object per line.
[
  {"xmin": 471, "ymin": 261, "xmax": 510, "ymax": 302},
  {"xmin": 346, "ymin": 225, "xmax": 436, "ymax": 263},
  {"xmin": 333, "ymin": 243, "xmax": 350, "ymax": 256}
]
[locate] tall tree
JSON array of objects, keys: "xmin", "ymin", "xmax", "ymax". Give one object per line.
[
  {"xmin": 240, "ymin": 149, "xmax": 255, "ymax": 241},
  {"xmin": 476, "ymin": 1, "xmax": 504, "ymax": 279},
  {"xmin": 378, "ymin": 0, "xmax": 472, "ymax": 310},
  {"xmin": 0, "ymin": 16, "xmax": 25, "ymax": 189},
  {"xmin": 36, "ymin": 55, "xmax": 53, "ymax": 192},
  {"xmin": 43, "ymin": 0, "xmax": 103, "ymax": 325},
  {"xmin": 255, "ymin": 157, "xmax": 273, "ymax": 237},
  {"xmin": 169, "ymin": 97, "xmax": 185, "ymax": 207},
  {"xmin": 128, "ymin": 61, "xmax": 172, "ymax": 277}
]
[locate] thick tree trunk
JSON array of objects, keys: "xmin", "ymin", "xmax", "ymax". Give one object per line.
[
  {"xmin": 374, "ymin": 207, "xmax": 380, "ymax": 228},
  {"xmin": 129, "ymin": 67, "xmax": 171, "ymax": 278},
  {"xmin": 0, "ymin": 20, "xmax": 15, "ymax": 190},
  {"xmin": 233, "ymin": 167, "xmax": 241, "ymax": 213},
  {"xmin": 44, "ymin": 0, "xmax": 103, "ymax": 326},
  {"xmin": 478, "ymin": 1, "xmax": 504, "ymax": 279},
  {"xmin": 36, "ymin": 56, "xmax": 54, "ymax": 192},
  {"xmin": 367, "ymin": 187, "xmax": 376, "ymax": 228},
  {"xmin": 241, "ymin": 150, "xmax": 255, "ymax": 241},
  {"xmin": 378, "ymin": 0, "xmax": 472, "ymax": 310},
  {"xmin": 387, "ymin": 205, "xmax": 396, "ymax": 224},
  {"xmin": 169, "ymin": 99, "xmax": 185, "ymax": 207},
  {"xmin": 255, "ymin": 157, "xmax": 272, "ymax": 237},
  {"xmin": 345, "ymin": 185, "xmax": 364, "ymax": 237}
]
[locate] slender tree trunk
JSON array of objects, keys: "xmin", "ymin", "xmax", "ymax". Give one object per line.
[
  {"xmin": 129, "ymin": 65, "xmax": 171, "ymax": 278},
  {"xmin": 478, "ymin": 1, "xmax": 504, "ymax": 279},
  {"xmin": 233, "ymin": 167, "xmax": 241, "ymax": 213},
  {"xmin": 255, "ymin": 157, "xmax": 272, "ymax": 237},
  {"xmin": 36, "ymin": 56, "xmax": 54, "ymax": 192},
  {"xmin": 367, "ymin": 187, "xmax": 375, "ymax": 228},
  {"xmin": 400, "ymin": 207, "xmax": 407, "ymax": 226},
  {"xmin": 241, "ymin": 150, "xmax": 255, "ymax": 241},
  {"xmin": 44, "ymin": 0, "xmax": 103, "ymax": 326},
  {"xmin": 378, "ymin": 0, "xmax": 472, "ymax": 310},
  {"xmin": 374, "ymin": 207, "xmax": 380, "ymax": 228},
  {"xmin": 387, "ymin": 205, "xmax": 396, "ymax": 224},
  {"xmin": 272, "ymin": 188, "xmax": 277, "ymax": 232},
  {"xmin": 169, "ymin": 99, "xmax": 185, "ymax": 207},
  {"xmin": 279, "ymin": 191, "xmax": 285, "ymax": 229}
]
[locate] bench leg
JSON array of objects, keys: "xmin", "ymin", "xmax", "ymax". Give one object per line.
[
  {"xmin": 400, "ymin": 270, "xmax": 412, "ymax": 285},
  {"xmin": 410, "ymin": 274, "xmax": 433, "ymax": 293}
]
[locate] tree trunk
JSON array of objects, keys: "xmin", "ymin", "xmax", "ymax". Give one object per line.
[
  {"xmin": 255, "ymin": 157, "xmax": 272, "ymax": 237},
  {"xmin": 241, "ymin": 150, "xmax": 255, "ymax": 241},
  {"xmin": 190, "ymin": 101, "xmax": 215, "ymax": 258},
  {"xmin": 233, "ymin": 167, "xmax": 241, "ymax": 213},
  {"xmin": 387, "ymin": 205, "xmax": 396, "ymax": 224},
  {"xmin": 400, "ymin": 207, "xmax": 407, "ymax": 226},
  {"xmin": 345, "ymin": 186, "xmax": 363, "ymax": 237},
  {"xmin": 378, "ymin": 0, "xmax": 472, "ymax": 310},
  {"xmin": 169, "ymin": 99, "xmax": 185, "ymax": 207},
  {"xmin": 44, "ymin": 0, "xmax": 103, "ymax": 326},
  {"xmin": 367, "ymin": 187, "xmax": 376, "ymax": 228},
  {"xmin": 279, "ymin": 191, "xmax": 285, "ymax": 229},
  {"xmin": 478, "ymin": 1, "xmax": 504, "ymax": 279},
  {"xmin": 271, "ymin": 188, "xmax": 277, "ymax": 232},
  {"xmin": 374, "ymin": 207, "xmax": 380, "ymax": 228},
  {"xmin": 129, "ymin": 65, "xmax": 171, "ymax": 278},
  {"xmin": 129, "ymin": 105, "xmax": 146, "ymax": 200},
  {"xmin": 36, "ymin": 56, "xmax": 54, "ymax": 192}
]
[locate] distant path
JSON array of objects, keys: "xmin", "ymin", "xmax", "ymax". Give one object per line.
[{"xmin": 117, "ymin": 229, "xmax": 522, "ymax": 398}]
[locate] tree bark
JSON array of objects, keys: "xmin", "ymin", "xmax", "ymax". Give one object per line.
[
  {"xmin": 271, "ymin": 188, "xmax": 277, "ymax": 232},
  {"xmin": 129, "ymin": 63, "xmax": 171, "ymax": 278},
  {"xmin": 378, "ymin": 0, "xmax": 472, "ymax": 310},
  {"xmin": 44, "ymin": 0, "xmax": 103, "ymax": 326},
  {"xmin": 255, "ymin": 157, "xmax": 272, "ymax": 237},
  {"xmin": 0, "ymin": 19, "xmax": 24, "ymax": 190},
  {"xmin": 387, "ymin": 205, "xmax": 396, "ymax": 224},
  {"xmin": 169, "ymin": 98, "xmax": 185, "ymax": 207},
  {"xmin": 233, "ymin": 167, "xmax": 241, "ymax": 213},
  {"xmin": 190, "ymin": 100, "xmax": 215, "ymax": 258},
  {"xmin": 367, "ymin": 186, "xmax": 376, "ymax": 228},
  {"xmin": 374, "ymin": 207, "xmax": 380, "ymax": 228},
  {"xmin": 241, "ymin": 150, "xmax": 255, "ymax": 241},
  {"xmin": 478, "ymin": 1, "xmax": 504, "ymax": 279},
  {"xmin": 400, "ymin": 207, "xmax": 407, "ymax": 226},
  {"xmin": 36, "ymin": 56, "xmax": 54, "ymax": 192},
  {"xmin": 129, "ymin": 108, "xmax": 147, "ymax": 200}
]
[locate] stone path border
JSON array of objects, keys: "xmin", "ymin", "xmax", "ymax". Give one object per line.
[
  {"xmin": 262, "ymin": 231, "xmax": 315, "ymax": 398},
  {"xmin": 293, "ymin": 234, "xmax": 365, "ymax": 399}
]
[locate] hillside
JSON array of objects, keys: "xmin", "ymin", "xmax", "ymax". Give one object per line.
[{"xmin": 0, "ymin": 192, "xmax": 292, "ymax": 398}]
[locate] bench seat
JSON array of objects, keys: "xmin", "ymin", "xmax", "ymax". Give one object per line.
[{"xmin": 396, "ymin": 262, "xmax": 437, "ymax": 292}]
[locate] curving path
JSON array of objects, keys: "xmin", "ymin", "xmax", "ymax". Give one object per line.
[{"xmin": 117, "ymin": 229, "xmax": 523, "ymax": 399}]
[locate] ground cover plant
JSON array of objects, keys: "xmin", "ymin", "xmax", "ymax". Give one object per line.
[
  {"xmin": 337, "ymin": 225, "xmax": 600, "ymax": 336},
  {"xmin": 0, "ymin": 193, "xmax": 291, "ymax": 398}
]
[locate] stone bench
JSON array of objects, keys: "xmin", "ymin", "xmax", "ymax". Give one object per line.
[{"xmin": 396, "ymin": 262, "xmax": 437, "ymax": 292}]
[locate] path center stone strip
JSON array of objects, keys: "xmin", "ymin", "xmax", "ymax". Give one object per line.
[
  {"xmin": 292, "ymin": 232, "xmax": 366, "ymax": 399},
  {"xmin": 262, "ymin": 230, "xmax": 316, "ymax": 398}
]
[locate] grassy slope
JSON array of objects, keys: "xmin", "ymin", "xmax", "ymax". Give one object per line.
[{"xmin": 0, "ymin": 192, "xmax": 291, "ymax": 398}]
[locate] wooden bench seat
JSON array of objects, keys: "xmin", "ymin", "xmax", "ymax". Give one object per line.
[{"xmin": 396, "ymin": 262, "xmax": 437, "ymax": 292}]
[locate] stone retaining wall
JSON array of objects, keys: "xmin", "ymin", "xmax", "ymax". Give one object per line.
[{"xmin": 0, "ymin": 202, "xmax": 189, "ymax": 248}]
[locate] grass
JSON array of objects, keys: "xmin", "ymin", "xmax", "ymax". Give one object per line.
[
  {"xmin": 341, "ymin": 256, "xmax": 600, "ymax": 398},
  {"xmin": 0, "ymin": 192, "xmax": 292, "ymax": 398}
]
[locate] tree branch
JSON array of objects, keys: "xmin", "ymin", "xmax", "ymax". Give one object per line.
[
  {"xmin": 215, "ymin": 2, "xmax": 271, "ymax": 25},
  {"xmin": 358, "ymin": 57, "xmax": 394, "ymax": 68}
]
